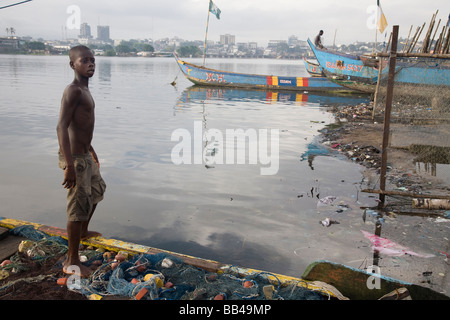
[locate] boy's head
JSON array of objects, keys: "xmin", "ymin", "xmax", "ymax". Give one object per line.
[{"xmin": 69, "ymin": 45, "xmax": 95, "ymax": 78}]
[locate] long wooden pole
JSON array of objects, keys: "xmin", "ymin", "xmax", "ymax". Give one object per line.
[
  {"xmin": 429, "ymin": 19, "xmax": 441, "ymax": 53},
  {"xmin": 410, "ymin": 23, "xmax": 425, "ymax": 53},
  {"xmin": 372, "ymin": 56, "xmax": 383, "ymax": 120},
  {"xmin": 403, "ymin": 25, "xmax": 413, "ymax": 53},
  {"xmin": 203, "ymin": 1, "xmax": 211, "ymax": 66},
  {"xmin": 378, "ymin": 25, "xmax": 399, "ymax": 207},
  {"xmin": 363, "ymin": 189, "xmax": 450, "ymax": 200}
]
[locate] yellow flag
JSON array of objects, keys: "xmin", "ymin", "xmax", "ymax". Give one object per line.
[{"xmin": 377, "ymin": 1, "xmax": 388, "ymax": 33}]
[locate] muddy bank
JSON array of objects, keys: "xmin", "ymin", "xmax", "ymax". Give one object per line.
[
  {"xmin": 320, "ymin": 102, "xmax": 449, "ymax": 198},
  {"xmin": 318, "ymin": 101, "xmax": 449, "ymax": 296}
]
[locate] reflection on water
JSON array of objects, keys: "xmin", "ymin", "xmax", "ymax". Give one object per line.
[
  {"xmin": 412, "ymin": 145, "xmax": 450, "ymax": 181},
  {"xmin": 177, "ymin": 85, "xmax": 370, "ymax": 108}
]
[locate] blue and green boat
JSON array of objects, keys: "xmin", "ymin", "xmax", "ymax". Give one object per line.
[
  {"xmin": 174, "ymin": 53, "xmax": 356, "ymax": 93},
  {"xmin": 307, "ymin": 38, "xmax": 450, "ymax": 96}
]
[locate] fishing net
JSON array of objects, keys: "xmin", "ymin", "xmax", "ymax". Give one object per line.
[
  {"xmin": 75, "ymin": 252, "xmax": 327, "ymax": 300},
  {"xmin": 2, "ymin": 225, "xmax": 68, "ymax": 274},
  {"xmin": 1, "ymin": 225, "xmax": 329, "ymax": 300}
]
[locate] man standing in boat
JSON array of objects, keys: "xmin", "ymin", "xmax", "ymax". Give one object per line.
[
  {"xmin": 57, "ymin": 45, "xmax": 106, "ymax": 278},
  {"xmin": 315, "ymin": 30, "xmax": 324, "ymax": 49}
]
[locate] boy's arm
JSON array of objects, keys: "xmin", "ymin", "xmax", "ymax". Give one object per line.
[{"xmin": 57, "ymin": 85, "xmax": 81, "ymax": 189}]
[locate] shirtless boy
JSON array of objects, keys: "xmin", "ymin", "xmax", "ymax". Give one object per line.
[{"xmin": 57, "ymin": 45, "xmax": 106, "ymax": 277}]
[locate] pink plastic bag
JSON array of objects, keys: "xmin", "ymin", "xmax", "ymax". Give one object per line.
[{"xmin": 361, "ymin": 230, "xmax": 434, "ymax": 258}]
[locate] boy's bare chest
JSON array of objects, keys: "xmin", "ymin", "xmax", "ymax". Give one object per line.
[{"xmin": 73, "ymin": 90, "xmax": 95, "ymax": 124}]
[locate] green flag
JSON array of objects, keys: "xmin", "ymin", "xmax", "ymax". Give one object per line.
[{"xmin": 209, "ymin": 0, "xmax": 221, "ymax": 19}]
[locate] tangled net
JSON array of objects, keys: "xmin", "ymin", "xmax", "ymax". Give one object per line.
[
  {"xmin": 2, "ymin": 225, "xmax": 68, "ymax": 273},
  {"xmin": 2, "ymin": 225, "xmax": 329, "ymax": 300}
]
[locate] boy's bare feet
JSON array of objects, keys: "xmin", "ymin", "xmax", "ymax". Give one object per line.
[{"xmin": 63, "ymin": 260, "xmax": 92, "ymax": 278}]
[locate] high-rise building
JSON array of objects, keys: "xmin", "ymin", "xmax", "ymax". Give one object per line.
[
  {"xmin": 220, "ymin": 34, "xmax": 235, "ymax": 45},
  {"xmin": 79, "ymin": 23, "xmax": 92, "ymax": 39},
  {"xmin": 97, "ymin": 26, "xmax": 111, "ymax": 42}
]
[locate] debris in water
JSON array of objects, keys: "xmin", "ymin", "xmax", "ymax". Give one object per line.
[
  {"xmin": 320, "ymin": 217, "xmax": 340, "ymax": 227},
  {"xmin": 361, "ymin": 230, "xmax": 434, "ymax": 258}
]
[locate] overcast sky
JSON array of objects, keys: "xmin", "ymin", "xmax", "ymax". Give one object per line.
[{"xmin": 1, "ymin": 0, "xmax": 449, "ymax": 45}]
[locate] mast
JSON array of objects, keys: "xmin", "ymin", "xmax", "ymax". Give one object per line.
[
  {"xmin": 374, "ymin": 1, "xmax": 378, "ymax": 53},
  {"xmin": 203, "ymin": 0, "xmax": 211, "ymax": 66}
]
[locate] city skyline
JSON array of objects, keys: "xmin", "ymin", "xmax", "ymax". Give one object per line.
[{"xmin": 0, "ymin": 0, "xmax": 448, "ymax": 46}]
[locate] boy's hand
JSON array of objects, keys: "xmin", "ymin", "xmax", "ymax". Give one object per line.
[{"xmin": 62, "ymin": 166, "xmax": 76, "ymax": 189}]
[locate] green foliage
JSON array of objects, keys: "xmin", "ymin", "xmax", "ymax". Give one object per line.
[
  {"xmin": 177, "ymin": 45, "xmax": 202, "ymax": 57},
  {"xmin": 27, "ymin": 41, "xmax": 45, "ymax": 51}
]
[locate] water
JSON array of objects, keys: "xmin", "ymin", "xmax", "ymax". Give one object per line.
[{"xmin": 1, "ymin": 55, "xmax": 381, "ymax": 278}]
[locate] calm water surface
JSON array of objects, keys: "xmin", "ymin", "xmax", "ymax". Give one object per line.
[{"xmin": 1, "ymin": 55, "xmax": 381, "ymax": 277}]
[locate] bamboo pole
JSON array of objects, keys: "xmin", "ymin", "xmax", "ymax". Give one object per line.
[
  {"xmin": 442, "ymin": 27, "xmax": 450, "ymax": 54},
  {"xmin": 403, "ymin": 25, "xmax": 413, "ymax": 53},
  {"xmin": 385, "ymin": 32, "xmax": 392, "ymax": 53},
  {"xmin": 378, "ymin": 25, "xmax": 399, "ymax": 207},
  {"xmin": 407, "ymin": 26, "xmax": 420, "ymax": 53},
  {"xmin": 410, "ymin": 23, "xmax": 425, "ymax": 53},
  {"xmin": 376, "ymin": 52, "xmax": 450, "ymax": 58},
  {"xmin": 372, "ymin": 57, "xmax": 383, "ymax": 121},
  {"xmin": 421, "ymin": 10, "xmax": 437, "ymax": 53},
  {"xmin": 363, "ymin": 189, "xmax": 450, "ymax": 200},
  {"xmin": 434, "ymin": 26, "xmax": 446, "ymax": 53},
  {"xmin": 429, "ymin": 19, "xmax": 441, "ymax": 53}
]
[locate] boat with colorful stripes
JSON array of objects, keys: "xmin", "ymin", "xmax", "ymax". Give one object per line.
[{"xmin": 174, "ymin": 53, "xmax": 356, "ymax": 93}]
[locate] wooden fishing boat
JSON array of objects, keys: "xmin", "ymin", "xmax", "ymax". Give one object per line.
[
  {"xmin": 1, "ymin": 217, "xmax": 448, "ymax": 300},
  {"xmin": 303, "ymin": 57, "xmax": 325, "ymax": 77},
  {"xmin": 307, "ymin": 38, "xmax": 450, "ymax": 96},
  {"xmin": 306, "ymin": 38, "xmax": 384, "ymax": 93},
  {"xmin": 174, "ymin": 53, "xmax": 356, "ymax": 93}
]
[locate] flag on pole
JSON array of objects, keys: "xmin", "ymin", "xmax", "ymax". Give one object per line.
[
  {"xmin": 377, "ymin": 0, "xmax": 388, "ymax": 33},
  {"xmin": 209, "ymin": 0, "xmax": 221, "ymax": 20}
]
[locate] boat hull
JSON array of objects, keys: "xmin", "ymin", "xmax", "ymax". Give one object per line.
[
  {"xmin": 0, "ymin": 217, "xmax": 338, "ymax": 298},
  {"xmin": 303, "ymin": 57, "xmax": 325, "ymax": 77},
  {"xmin": 1, "ymin": 217, "xmax": 448, "ymax": 300},
  {"xmin": 307, "ymin": 38, "xmax": 450, "ymax": 96},
  {"xmin": 174, "ymin": 53, "xmax": 356, "ymax": 93}
]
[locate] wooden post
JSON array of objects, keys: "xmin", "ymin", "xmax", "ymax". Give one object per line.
[
  {"xmin": 372, "ymin": 56, "xmax": 383, "ymax": 120},
  {"xmin": 378, "ymin": 25, "xmax": 399, "ymax": 207}
]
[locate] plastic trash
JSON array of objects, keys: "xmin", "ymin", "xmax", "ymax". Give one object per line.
[
  {"xmin": 361, "ymin": 230, "xmax": 434, "ymax": 258},
  {"xmin": 320, "ymin": 218, "xmax": 340, "ymax": 227},
  {"xmin": 317, "ymin": 196, "xmax": 337, "ymax": 207}
]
